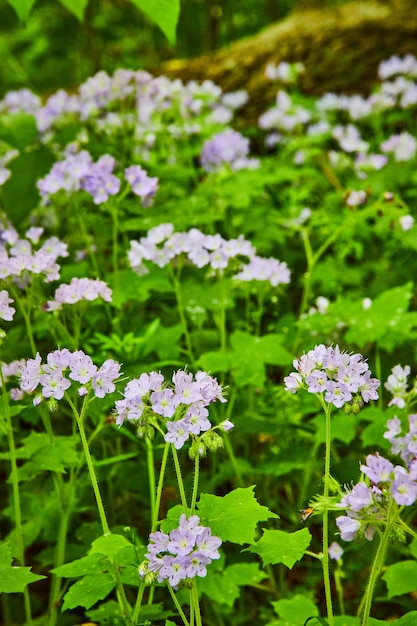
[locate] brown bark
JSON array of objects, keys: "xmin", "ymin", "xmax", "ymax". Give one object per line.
[{"xmin": 157, "ymin": 0, "xmax": 417, "ymax": 125}]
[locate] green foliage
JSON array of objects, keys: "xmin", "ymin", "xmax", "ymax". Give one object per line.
[
  {"xmin": 382, "ymin": 561, "xmax": 417, "ymax": 598},
  {"xmin": 198, "ymin": 486, "xmax": 278, "ymax": 544},
  {"xmin": 0, "ymin": 541, "xmax": 45, "ymax": 592},
  {"xmin": 129, "ymin": 0, "xmax": 180, "ymax": 45},
  {"xmin": 246, "ymin": 528, "xmax": 311, "ymax": 568}
]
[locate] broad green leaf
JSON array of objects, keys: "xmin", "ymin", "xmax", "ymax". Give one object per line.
[
  {"xmin": 382, "ymin": 561, "xmax": 417, "ymax": 597},
  {"xmin": 5, "ymin": 0, "xmax": 37, "ymax": 22},
  {"xmin": 0, "ymin": 542, "xmax": 45, "ymax": 592},
  {"xmin": 391, "ymin": 613, "xmax": 417, "ymax": 625},
  {"xmin": 90, "ymin": 534, "xmax": 133, "ymax": 559},
  {"xmin": 51, "ymin": 553, "xmax": 108, "ymax": 578},
  {"xmin": 344, "ymin": 283, "xmax": 414, "ymax": 349},
  {"xmin": 14, "ymin": 434, "xmax": 80, "ymax": 480},
  {"xmin": 57, "ymin": 0, "xmax": 89, "ymax": 21},
  {"xmin": 202, "ymin": 562, "xmax": 267, "ymax": 607},
  {"xmin": 272, "ymin": 594, "xmax": 318, "ymax": 625},
  {"xmin": 1, "ymin": 147, "xmax": 54, "ymax": 226},
  {"xmin": 198, "ymin": 486, "xmax": 278, "ymax": 544},
  {"xmin": 62, "ymin": 573, "xmax": 115, "ymax": 610},
  {"xmin": 245, "ymin": 528, "xmax": 311, "ymax": 568},
  {"xmin": 0, "ymin": 113, "xmax": 37, "ymax": 150},
  {"xmin": 128, "ymin": 0, "xmax": 180, "ymax": 44}
]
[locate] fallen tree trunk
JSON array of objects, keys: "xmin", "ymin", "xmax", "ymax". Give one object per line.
[{"xmin": 158, "ymin": 0, "xmax": 417, "ymax": 125}]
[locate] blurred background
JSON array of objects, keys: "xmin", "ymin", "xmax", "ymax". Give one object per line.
[{"xmin": 0, "ymin": 0, "xmax": 367, "ymax": 96}]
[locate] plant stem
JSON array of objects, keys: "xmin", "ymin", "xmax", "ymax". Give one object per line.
[
  {"xmin": 145, "ymin": 437, "xmax": 156, "ymax": 530},
  {"xmin": 171, "ymin": 445, "xmax": 189, "ymax": 512},
  {"xmin": 360, "ymin": 502, "xmax": 393, "ymax": 626},
  {"xmin": 66, "ymin": 393, "xmax": 110, "ymax": 535},
  {"xmin": 319, "ymin": 397, "xmax": 334, "ymax": 626},
  {"xmin": 152, "ymin": 442, "xmax": 170, "ymax": 531},
  {"xmin": 190, "ymin": 454, "xmax": 200, "ymax": 515},
  {"xmin": 170, "ymin": 266, "xmax": 195, "ymax": 364},
  {"xmin": 167, "ymin": 584, "xmax": 190, "ymax": 626},
  {"xmin": 1, "ymin": 373, "xmax": 33, "ymax": 625}
]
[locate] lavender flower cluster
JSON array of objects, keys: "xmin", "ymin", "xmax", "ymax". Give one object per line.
[
  {"xmin": 0, "ymin": 224, "xmax": 68, "ymax": 285},
  {"xmin": 0, "ymin": 289, "xmax": 15, "ymax": 322},
  {"xmin": 127, "ymin": 223, "xmax": 290, "ymax": 287},
  {"xmin": 0, "ymin": 69, "xmax": 246, "ymax": 146},
  {"xmin": 115, "ymin": 369, "xmax": 231, "ymax": 451},
  {"xmin": 384, "ymin": 364, "xmax": 411, "ymax": 408},
  {"xmin": 140, "ymin": 514, "xmax": 221, "ymax": 587},
  {"xmin": 336, "ymin": 446, "xmax": 417, "ymax": 542},
  {"xmin": 37, "ymin": 150, "xmax": 158, "ymax": 206},
  {"xmin": 200, "ymin": 128, "xmax": 259, "ymax": 173},
  {"xmin": 45, "ymin": 277, "xmax": 112, "ymax": 311},
  {"xmin": 284, "ymin": 344, "xmax": 380, "ymax": 410},
  {"xmin": 20, "ymin": 349, "xmax": 121, "ymax": 402}
]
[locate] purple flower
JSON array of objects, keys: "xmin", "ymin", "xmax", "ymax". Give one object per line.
[
  {"xmin": 360, "ymin": 453, "xmax": 394, "ymax": 484},
  {"xmin": 164, "ymin": 419, "xmax": 191, "ymax": 449},
  {"xmin": 39, "ymin": 368, "xmax": 71, "ymax": 400},
  {"xmin": 390, "ymin": 467, "xmax": 417, "ymax": 505},
  {"xmin": 0, "ymin": 289, "xmax": 15, "ymax": 321},
  {"xmin": 142, "ymin": 515, "xmax": 221, "ymax": 586},
  {"xmin": 125, "ymin": 165, "xmax": 158, "ymax": 206},
  {"xmin": 328, "ymin": 541, "xmax": 344, "ymax": 560},
  {"xmin": 336, "ymin": 516, "xmax": 361, "ymax": 541},
  {"xmin": 68, "ymin": 351, "xmax": 97, "ymax": 384},
  {"xmin": 92, "ymin": 359, "xmax": 121, "ymax": 398},
  {"xmin": 200, "ymin": 128, "xmax": 258, "ymax": 172},
  {"xmin": 339, "ymin": 481, "xmax": 374, "ymax": 512}
]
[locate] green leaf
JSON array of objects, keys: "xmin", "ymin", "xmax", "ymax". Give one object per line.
[
  {"xmin": 0, "ymin": 113, "xmax": 37, "ymax": 150},
  {"xmin": 51, "ymin": 553, "xmax": 108, "ymax": 578},
  {"xmin": 5, "ymin": 0, "xmax": 37, "ymax": 22},
  {"xmin": 128, "ymin": 0, "xmax": 180, "ymax": 44},
  {"xmin": 344, "ymin": 283, "xmax": 414, "ymax": 349},
  {"xmin": 1, "ymin": 147, "xmax": 55, "ymax": 226},
  {"xmin": 198, "ymin": 486, "xmax": 278, "ymax": 544},
  {"xmin": 90, "ymin": 534, "xmax": 133, "ymax": 559},
  {"xmin": 391, "ymin": 613, "xmax": 417, "ymax": 626},
  {"xmin": 202, "ymin": 561, "xmax": 267, "ymax": 607},
  {"xmin": 382, "ymin": 561, "xmax": 417, "ymax": 597},
  {"xmin": 272, "ymin": 595, "xmax": 318, "ymax": 625},
  {"xmin": 245, "ymin": 528, "xmax": 311, "ymax": 568},
  {"xmin": 11, "ymin": 433, "xmax": 80, "ymax": 481},
  {"xmin": 57, "ymin": 0, "xmax": 89, "ymax": 21},
  {"xmin": 0, "ymin": 542, "xmax": 45, "ymax": 593},
  {"xmin": 62, "ymin": 573, "xmax": 115, "ymax": 611}
]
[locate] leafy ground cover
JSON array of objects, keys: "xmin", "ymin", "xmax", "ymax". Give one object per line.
[{"xmin": 1, "ymin": 54, "xmax": 417, "ymax": 626}]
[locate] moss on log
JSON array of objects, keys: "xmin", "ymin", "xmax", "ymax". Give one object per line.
[{"xmin": 158, "ymin": 0, "xmax": 417, "ymax": 125}]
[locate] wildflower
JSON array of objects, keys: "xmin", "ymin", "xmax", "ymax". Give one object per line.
[
  {"xmin": 380, "ymin": 132, "xmax": 417, "ymax": 161},
  {"xmin": 125, "ymin": 165, "xmax": 158, "ymax": 207},
  {"xmin": 384, "ymin": 364, "xmax": 410, "ymax": 408},
  {"xmin": 328, "ymin": 541, "xmax": 344, "ymax": 560},
  {"xmin": 399, "ymin": 215, "xmax": 414, "ymax": 231},
  {"xmin": 142, "ymin": 514, "xmax": 221, "ymax": 587},
  {"xmin": 336, "ymin": 516, "xmax": 361, "ymax": 542},
  {"xmin": 284, "ymin": 344, "xmax": 380, "ymax": 410},
  {"xmin": 20, "ymin": 350, "xmax": 121, "ymax": 402},
  {"xmin": 200, "ymin": 128, "xmax": 259, "ymax": 172},
  {"xmin": 46, "ymin": 277, "xmax": 112, "ymax": 311},
  {"xmin": 0, "ymin": 290, "xmax": 15, "ymax": 321}
]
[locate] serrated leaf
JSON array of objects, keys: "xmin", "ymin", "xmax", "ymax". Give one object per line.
[
  {"xmin": 382, "ymin": 561, "xmax": 417, "ymax": 598},
  {"xmin": 5, "ymin": 0, "xmax": 37, "ymax": 22},
  {"xmin": 128, "ymin": 0, "xmax": 180, "ymax": 44},
  {"xmin": 245, "ymin": 528, "xmax": 311, "ymax": 568},
  {"xmin": 51, "ymin": 553, "xmax": 108, "ymax": 578},
  {"xmin": 198, "ymin": 486, "xmax": 278, "ymax": 544},
  {"xmin": 272, "ymin": 594, "xmax": 318, "ymax": 625},
  {"xmin": 90, "ymin": 534, "xmax": 133, "ymax": 559},
  {"xmin": 62, "ymin": 573, "xmax": 115, "ymax": 611},
  {"xmin": 0, "ymin": 541, "xmax": 45, "ymax": 592},
  {"xmin": 57, "ymin": 0, "xmax": 88, "ymax": 21}
]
